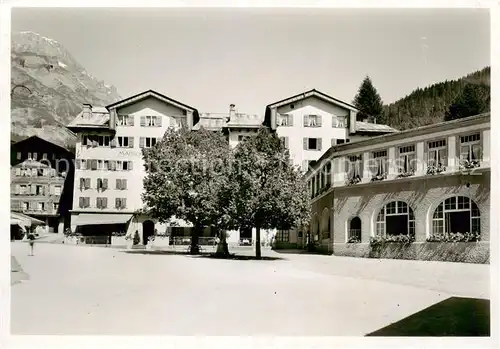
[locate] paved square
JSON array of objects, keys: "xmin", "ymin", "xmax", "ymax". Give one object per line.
[{"xmin": 10, "ymin": 242, "xmax": 489, "ymax": 336}]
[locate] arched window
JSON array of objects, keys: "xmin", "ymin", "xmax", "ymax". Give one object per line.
[
  {"xmin": 348, "ymin": 217, "xmax": 362, "ymax": 242},
  {"xmin": 376, "ymin": 201, "xmax": 415, "ymax": 237},
  {"xmin": 432, "ymin": 196, "xmax": 480, "ymax": 235}
]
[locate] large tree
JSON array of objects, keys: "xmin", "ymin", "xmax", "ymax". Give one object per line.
[
  {"xmin": 353, "ymin": 76, "xmax": 385, "ymax": 123},
  {"xmin": 141, "ymin": 126, "xmax": 235, "ymax": 255},
  {"xmin": 444, "ymin": 83, "xmax": 490, "ymax": 121},
  {"xmin": 230, "ymin": 128, "xmax": 310, "ymax": 258}
]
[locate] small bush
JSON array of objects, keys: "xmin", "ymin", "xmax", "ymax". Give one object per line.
[{"xmin": 370, "ymin": 234, "xmax": 415, "ymax": 247}]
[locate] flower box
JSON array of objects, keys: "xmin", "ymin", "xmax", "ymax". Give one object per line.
[
  {"xmin": 459, "ymin": 160, "xmax": 480, "ymax": 171},
  {"xmin": 396, "ymin": 169, "xmax": 415, "ymax": 178},
  {"xmin": 426, "ymin": 231, "xmax": 480, "ymax": 243},
  {"xmin": 345, "ymin": 176, "xmax": 361, "ymax": 186},
  {"xmin": 426, "ymin": 164, "xmax": 446, "ymax": 175},
  {"xmin": 370, "ymin": 172, "xmax": 387, "ymax": 182}
]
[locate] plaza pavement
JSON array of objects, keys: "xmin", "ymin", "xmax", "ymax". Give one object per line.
[{"xmin": 10, "ymin": 242, "xmax": 489, "ymax": 336}]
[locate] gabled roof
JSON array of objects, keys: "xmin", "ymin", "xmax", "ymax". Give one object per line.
[
  {"xmin": 11, "ymin": 135, "xmax": 72, "ymax": 153},
  {"xmin": 67, "ymin": 107, "xmax": 110, "ymax": 129},
  {"xmin": 266, "ymin": 89, "xmax": 359, "ymax": 112},
  {"xmin": 106, "ymin": 89, "xmax": 198, "ymax": 113},
  {"xmin": 355, "ymin": 121, "xmax": 398, "ymax": 133}
]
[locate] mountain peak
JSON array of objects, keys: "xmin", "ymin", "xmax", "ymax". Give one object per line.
[{"xmin": 11, "ymin": 31, "xmax": 121, "ymax": 147}]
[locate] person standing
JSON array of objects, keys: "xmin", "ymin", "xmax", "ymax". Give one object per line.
[{"xmin": 27, "ymin": 229, "xmax": 36, "ymax": 256}]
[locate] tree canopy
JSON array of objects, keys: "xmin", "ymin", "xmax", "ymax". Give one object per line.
[
  {"xmin": 141, "ymin": 126, "xmax": 235, "ymax": 254},
  {"xmin": 230, "ymin": 128, "xmax": 310, "ymax": 257},
  {"xmin": 444, "ymin": 83, "xmax": 490, "ymax": 121}
]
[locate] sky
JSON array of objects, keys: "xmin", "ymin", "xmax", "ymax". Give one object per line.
[{"xmin": 11, "ymin": 7, "xmax": 490, "ymax": 115}]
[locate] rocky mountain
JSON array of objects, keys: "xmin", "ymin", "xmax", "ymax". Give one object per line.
[
  {"xmin": 382, "ymin": 67, "xmax": 490, "ymax": 130},
  {"xmin": 11, "ymin": 31, "xmax": 121, "ymax": 149}
]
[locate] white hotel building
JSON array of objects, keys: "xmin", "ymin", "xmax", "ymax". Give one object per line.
[{"xmin": 67, "ymin": 89, "xmax": 395, "ymax": 246}]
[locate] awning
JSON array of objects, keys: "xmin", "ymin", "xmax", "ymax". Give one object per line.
[
  {"xmin": 71, "ymin": 213, "xmax": 133, "ymax": 227},
  {"xmin": 11, "ymin": 212, "xmax": 45, "ymax": 226}
]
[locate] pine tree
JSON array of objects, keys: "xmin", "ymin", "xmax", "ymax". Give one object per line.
[
  {"xmin": 444, "ymin": 83, "xmax": 490, "ymax": 121},
  {"xmin": 353, "ymin": 76, "xmax": 384, "ymax": 123}
]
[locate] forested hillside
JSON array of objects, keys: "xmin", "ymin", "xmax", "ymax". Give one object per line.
[{"xmin": 381, "ymin": 67, "xmax": 490, "ymax": 130}]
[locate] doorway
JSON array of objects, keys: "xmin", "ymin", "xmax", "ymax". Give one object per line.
[{"xmin": 142, "ymin": 220, "xmax": 155, "ymax": 245}]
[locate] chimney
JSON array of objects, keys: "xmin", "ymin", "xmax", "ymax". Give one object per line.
[
  {"xmin": 229, "ymin": 104, "xmax": 236, "ymax": 121},
  {"xmin": 82, "ymin": 104, "xmax": 92, "ymax": 119}
]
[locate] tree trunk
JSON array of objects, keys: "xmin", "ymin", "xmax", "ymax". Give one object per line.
[
  {"xmin": 255, "ymin": 225, "xmax": 261, "ymax": 259},
  {"xmin": 216, "ymin": 229, "xmax": 229, "ymax": 256},
  {"xmin": 190, "ymin": 225, "xmax": 200, "ymax": 254}
]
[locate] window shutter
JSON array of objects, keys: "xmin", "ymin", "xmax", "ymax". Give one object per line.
[
  {"xmin": 76, "ymin": 159, "xmax": 81, "ymax": 170},
  {"xmin": 140, "ymin": 116, "xmax": 146, "ymax": 126},
  {"xmin": 116, "ymin": 179, "xmax": 121, "ymax": 190},
  {"xmin": 50, "ymin": 185, "xmax": 55, "ymax": 195},
  {"xmin": 96, "ymin": 198, "xmax": 101, "ymax": 209},
  {"xmin": 129, "ymin": 137, "xmax": 134, "ymax": 148},
  {"xmin": 31, "ymin": 185, "xmax": 36, "ymax": 195},
  {"xmin": 91, "ymin": 159, "xmax": 97, "ymax": 170},
  {"xmin": 15, "ymin": 184, "xmax": 20, "ymax": 195},
  {"xmin": 79, "ymin": 178, "xmax": 84, "ymax": 189},
  {"xmin": 123, "ymin": 179, "xmax": 127, "ymax": 190},
  {"xmin": 103, "ymin": 179, "xmax": 108, "ymax": 190},
  {"xmin": 85, "ymin": 178, "xmax": 91, "ymax": 189},
  {"xmin": 303, "ymin": 115, "xmax": 308, "ymax": 126},
  {"xmin": 122, "ymin": 198, "xmax": 126, "ymax": 209},
  {"xmin": 303, "ymin": 138, "xmax": 308, "ymax": 150},
  {"xmin": 318, "ymin": 138, "xmax": 322, "ymax": 151},
  {"xmin": 128, "ymin": 116, "xmax": 134, "ymax": 126},
  {"xmin": 284, "ymin": 137, "xmax": 289, "ymax": 149},
  {"xmin": 139, "ymin": 137, "xmax": 145, "ymax": 148},
  {"xmin": 115, "ymin": 198, "xmax": 120, "ymax": 209},
  {"xmin": 288, "ymin": 115, "xmax": 294, "ymax": 126},
  {"xmin": 331, "ymin": 138, "xmax": 336, "ymax": 147},
  {"xmin": 128, "ymin": 161, "xmax": 133, "ymax": 170},
  {"xmin": 79, "ymin": 197, "xmax": 84, "ymax": 208},
  {"xmin": 86, "ymin": 197, "xmax": 90, "ymax": 208},
  {"xmin": 317, "ymin": 115, "xmax": 322, "ymax": 127},
  {"xmin": 332, "ymin": 116, "xmax": 337, "ymax": 128},
  {"xmin": 103, "ymin": 197, "xmax": 108, "ymax": 209},
  {"xmin": 157, "ymin": 116, "xmax": 162, "ymax": 127}
]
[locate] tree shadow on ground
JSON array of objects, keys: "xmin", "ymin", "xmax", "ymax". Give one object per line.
[
  {"xmin": 121, "ymin": 250, "xmax": 286, "ymax": 261},
  {"xmin": 366, "ymin": 297, "xmax": 490, "ymax": 336},
  {"xmin": 194, "ymin": 254, "xmax": 286, "ymax": 261},
  {"xmin": 122, "ymin": 250, "xmax": 193, "ymax": 256}
]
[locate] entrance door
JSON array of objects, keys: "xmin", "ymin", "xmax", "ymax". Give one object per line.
[{"xmin": 142, "ymin": 220, "xmax": 155, "ymax": 245}]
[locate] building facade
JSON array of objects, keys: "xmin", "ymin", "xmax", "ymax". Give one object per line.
[
  {"xmin": 10, "ymin": 136, "xmax": 75, "ymax": 234},
  {"xmin": 67, "ymin": 90, "xmax": 201, "ymax": 244},
  {"xmin": 263, "ymin": 89, "xmax": 397, "ymax": 172},
  {"xmin": 301, "ymin": 113, "xmax": 490, "ymax": 262}
]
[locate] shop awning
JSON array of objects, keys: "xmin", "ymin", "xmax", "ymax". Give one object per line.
[
  {"xmin": 11, "ymin": 212, "xmax": 45, "ymax": 227},
  {"xmin": 72, "ymin": 213, "xmax": 133, "ymax": 226}
]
